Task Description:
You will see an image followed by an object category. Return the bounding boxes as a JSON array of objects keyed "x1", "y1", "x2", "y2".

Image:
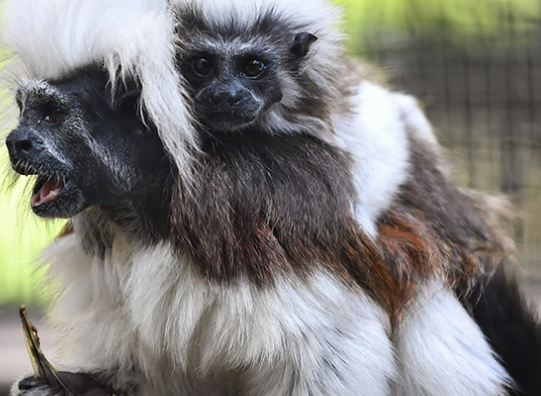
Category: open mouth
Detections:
[
  {"x1": 10, "y1": 159, "x2": 74, "y2": 216},
  {"x1": 9, "y1": 159, "x2": 84, "y2": 218},
  {"x1": 31, "y1": 176, "x2": 65, "y2": 208}
]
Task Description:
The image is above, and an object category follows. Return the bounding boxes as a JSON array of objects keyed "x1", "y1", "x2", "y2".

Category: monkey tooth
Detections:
[{"x1": 31, "y1": 177, "x2": 64, "y2": 207}]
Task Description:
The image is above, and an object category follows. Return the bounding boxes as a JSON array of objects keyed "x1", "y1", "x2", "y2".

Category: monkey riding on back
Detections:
[{"x1": 3, "y1": 0, "x2": 541, "y2": 395}]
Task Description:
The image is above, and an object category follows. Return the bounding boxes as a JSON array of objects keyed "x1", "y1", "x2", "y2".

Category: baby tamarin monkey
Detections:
[{"x1": 174, "y1": 0, "x2": 424, "y2": 236}]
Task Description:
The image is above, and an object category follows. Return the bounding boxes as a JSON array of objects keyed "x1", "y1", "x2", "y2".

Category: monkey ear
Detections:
[{"x1": 291, "y1": 32, "x2": 318, "y2": 57}]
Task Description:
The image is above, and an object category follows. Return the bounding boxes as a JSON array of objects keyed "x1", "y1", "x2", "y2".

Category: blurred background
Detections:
[
  {"x1": 1, "y1": 0, "x2": 541, "y2": 393},
  {"x1": 341, "y1": 0, "x2": 541, "y2": 302}
]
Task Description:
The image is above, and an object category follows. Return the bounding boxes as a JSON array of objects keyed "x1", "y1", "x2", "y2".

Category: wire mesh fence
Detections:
[{"x1": 354, "y1": 0, "x2": 541, "y2": 298}]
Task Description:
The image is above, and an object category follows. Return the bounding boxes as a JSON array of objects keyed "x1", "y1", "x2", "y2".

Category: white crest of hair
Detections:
[
  {"x1": 36, "y1": 224, "x2": 396, "y2": 395},
  {"x1": 172, "y1": 0, "x2": 342, "y2": 42},
  {"x1": 392, "y1": 280, "x2": 512, "y2": 396},
  {"x1": 172, "y1": 0, "x2": 345, "y2": 144},
  {"x1": 1, "y1": 0, "x2": 197, "y2": 183}
]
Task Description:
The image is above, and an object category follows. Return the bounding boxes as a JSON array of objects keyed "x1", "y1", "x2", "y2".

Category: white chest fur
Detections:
[{"x1": 44, "y1": 231, "x2": 396, "y2": 395}]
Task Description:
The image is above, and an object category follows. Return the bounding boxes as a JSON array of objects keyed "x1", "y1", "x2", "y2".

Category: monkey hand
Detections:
[{"x1": 16, "y1": 372, "x2": 113, "y2": 396}]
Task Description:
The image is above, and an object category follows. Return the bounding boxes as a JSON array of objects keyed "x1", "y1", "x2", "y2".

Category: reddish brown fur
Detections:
[{"x1": 377, "y1": 138, "x2": 514, "y2": 327}]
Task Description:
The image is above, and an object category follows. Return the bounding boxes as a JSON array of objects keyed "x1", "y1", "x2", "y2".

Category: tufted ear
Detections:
[{"x1": 291, "y1": 32, "x2": 318, "y2": 57}]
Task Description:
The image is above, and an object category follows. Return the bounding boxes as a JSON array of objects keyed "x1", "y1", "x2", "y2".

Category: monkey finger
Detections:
[{"x1": 18, "y1": 376, "x2": 47, "y2": 390}]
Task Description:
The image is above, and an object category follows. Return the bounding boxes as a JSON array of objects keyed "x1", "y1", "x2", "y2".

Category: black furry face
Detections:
[
  {"x1": 177, "y1": 10, "x2": 318, "y2": 133},
  {"x1": 181, "y1": 47, "x2": 283, "y2": 131},
  {"x1": 6, "y1": 66, "x2": 170, "y2": 221}
]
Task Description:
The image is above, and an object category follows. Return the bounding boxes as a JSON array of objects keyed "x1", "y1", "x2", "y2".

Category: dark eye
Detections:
[
  {"x1": 242, "y1": 59, "x2": 265, "y2": 77},
  {"x1": 43, "y1": 107, "x2": 64, "y2": 124},
  {"x1": 192, "y1": 57, "x2": 213, "y2": 76},
  {"x1": 116, "y1": 89, "x2": 140, "y2": 109}
]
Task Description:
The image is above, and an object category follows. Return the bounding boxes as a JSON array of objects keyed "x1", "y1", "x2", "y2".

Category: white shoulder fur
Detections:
[
  {"x1": 333, "y1": 82, "x2": 441, "y2": 237},
  {"x1": 333, "y1": 82, "x2": 409, "y2": 237}
]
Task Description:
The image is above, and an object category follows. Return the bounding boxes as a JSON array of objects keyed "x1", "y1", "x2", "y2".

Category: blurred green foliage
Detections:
[
  {"x1": 1, "y1": 0, "x2": 540, "y2": 306},
  {"x1": 336, "y1": 0, "x2": 541, "y2": 52},
  {"x1": 0, "y1": 149, "x2": 65, "y2": 306}
]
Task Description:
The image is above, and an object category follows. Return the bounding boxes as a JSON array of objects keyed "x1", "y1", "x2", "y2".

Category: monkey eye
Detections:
[
  {"x1": 242, "y1": 59, "x2": 265, "y2": 78},
  {"x1": 192, "y1": 57, "x2": 213, "y2": 76},
  {"x1": 115, "y1": 89, "x2": 140, "y2": 109},
  {"x1": 43, "y1": 107, "x2": 64, "y2": 124}
]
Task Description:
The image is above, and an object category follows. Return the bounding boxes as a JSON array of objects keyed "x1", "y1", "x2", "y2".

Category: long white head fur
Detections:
[{"x1": 1, "y1": 0, "x2": 197, "y2": 182}]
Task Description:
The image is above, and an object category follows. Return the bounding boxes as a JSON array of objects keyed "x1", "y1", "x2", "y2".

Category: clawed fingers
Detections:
[
  {"x1": 18, "y1": 386, "x2": 62, "y2": 396},
  {"x1": 17, "y1": 376, "x2": 64, "y2": 396},
  {"x1": 19, "y1": 376, "x2": 47, "y2": 391}
]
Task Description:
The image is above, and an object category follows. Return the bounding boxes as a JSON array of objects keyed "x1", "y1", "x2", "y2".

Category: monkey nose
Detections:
[
  {"x1": 6, "y1": 128, "x2": 45, "y2": 160},
  {"x1": 210, "y1": 88, "x2": 244, "y2": 106}
]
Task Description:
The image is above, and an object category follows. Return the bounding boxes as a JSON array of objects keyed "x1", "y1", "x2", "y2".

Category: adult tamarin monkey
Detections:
[
  {"x1": 2, "y1": 0, "x2": 540, "y2": 395},
  {"x1": 174, "y1": 1, "x2": 541, "y2": 394}
]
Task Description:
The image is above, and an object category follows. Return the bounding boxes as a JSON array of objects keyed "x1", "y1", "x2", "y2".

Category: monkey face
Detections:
[
  {"x1": 6, "y1": 67, "x2": 168, "y2": 219},
  {"x1": 176, "y1": 9, "x2": 319, "y2": 134},
  {"x1": 181, "y1": 50, "x2": 283, "y2": 131}
]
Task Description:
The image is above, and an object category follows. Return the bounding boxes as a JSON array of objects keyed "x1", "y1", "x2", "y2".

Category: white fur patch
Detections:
[
  {"x1": 333, "y1": 82, "x2": 412, "y2": 237},
  {"x1": 42, "y1": 228, "x2": 395, "y2": 395},
  {"x1": 392, "y1": 281, "x2": 511, "y2": 396},
  {"x1": 1, "y1": 0, "x2": 197, "y2": 182},
  {"x1": 391, "y1": 92, "x2": 439, "y2": 149}
]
